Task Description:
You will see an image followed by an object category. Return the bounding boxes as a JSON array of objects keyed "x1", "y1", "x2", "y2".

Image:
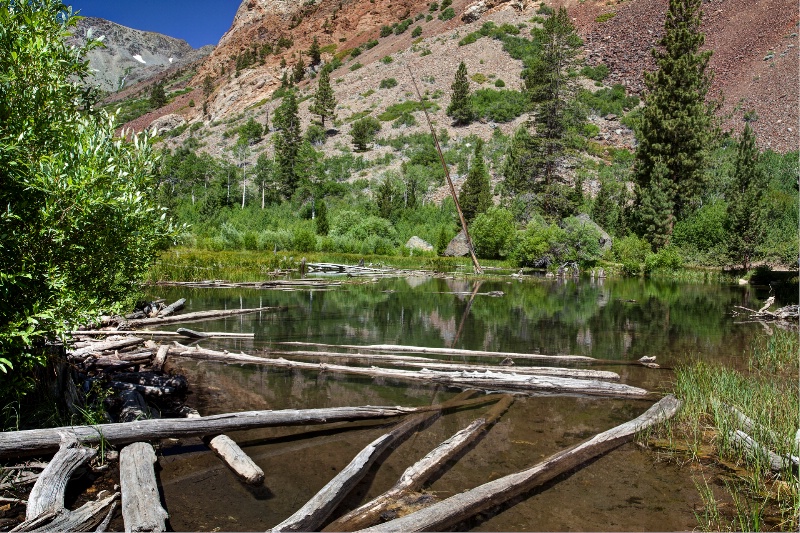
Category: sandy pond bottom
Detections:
[{"x1": 154, "y1": 364, "x2": 702, "y2": 532}]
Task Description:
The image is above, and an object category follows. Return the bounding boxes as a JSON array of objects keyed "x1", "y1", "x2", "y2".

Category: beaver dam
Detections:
[{"x1": 0, "y1": 274, "x2": 789, "y2": 531}]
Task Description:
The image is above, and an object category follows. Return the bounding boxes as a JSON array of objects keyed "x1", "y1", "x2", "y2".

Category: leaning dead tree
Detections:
[{"x1": 358, "y1": 395, "x2": 681, "y2": 532}]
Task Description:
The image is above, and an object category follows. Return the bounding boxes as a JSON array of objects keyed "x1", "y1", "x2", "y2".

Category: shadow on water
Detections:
[{"x1": 147, "y1": 275, "x2": 788, "y2": 531}]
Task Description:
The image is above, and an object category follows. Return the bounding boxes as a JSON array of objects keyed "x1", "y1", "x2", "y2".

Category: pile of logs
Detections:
[{"x1": 733, "y1": 296, "x2": 799, "y2": 329}]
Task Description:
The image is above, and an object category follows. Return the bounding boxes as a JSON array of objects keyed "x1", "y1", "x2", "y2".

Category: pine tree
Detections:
[
  {"x1": 309, "y1": 68, "x2": 336, "y2": 127},
  {"x1": 150, "y1": 82, "x2": 166, "y2": 109},
  {"x1": 309, "y1": 36, "x2": 321, "y2": 66},
  {"x1": 634, "y1": 0, "x2": 715, "y2": 244},
  {"x1": 725, "y1": 123, "x2": 764, "y2": 270},
  {"x1": 202, "y1": 75, "x2": 214, "y2": 98},
  {"x1": 273, "y1": 90, "x2": 302, "y2": 198},
  {"x1": 315, "y1": 200, "x2": 329, "y2": 235},
  {"x1": 525, "y1": 6, "x2": 584, "y2": 186},
  {"x1": 376, "y1": 178, "x2": 397, "y2": 220},
  {"x1": 458, "y1": 139, "x2": 492, "y2": 222},
  {"x1": 293, "y1": 56, "x2": 306, "y2": 83},
  {"x1": 446, "y1": 61, "x2": 473, "y2": 125},
  {"x1": 502, "y1": 125, "x2": 535, "y2": 197},
  {"x1": 636, "y1": 162, "x2": 675, "y2": 250}
]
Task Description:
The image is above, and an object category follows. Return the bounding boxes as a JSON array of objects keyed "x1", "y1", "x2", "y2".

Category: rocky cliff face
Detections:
[{"x1": 67, "y1": 17, "x2": 214, "y2": 93}]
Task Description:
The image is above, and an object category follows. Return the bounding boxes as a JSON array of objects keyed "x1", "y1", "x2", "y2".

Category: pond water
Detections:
[{"x1": 145, "y1": 275, "x2": 785, "y2": 531}]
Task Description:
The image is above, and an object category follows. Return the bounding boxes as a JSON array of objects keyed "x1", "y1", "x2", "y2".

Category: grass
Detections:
[{"x1": 650, "y1": 329, "x2": 799, "y2": 531}]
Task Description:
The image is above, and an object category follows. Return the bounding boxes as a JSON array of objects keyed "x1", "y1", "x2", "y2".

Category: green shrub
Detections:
[
  {"x1": 494, "y1": 79, "x2": 506, "y2": 88},
  {"x1": 349, "y1": 62, "x2": 363, "y2": 71},
  {"x1": 644, "y1": 245, "x2": 683, "y2": 273},
  {"x1": 459, "y1": 33, "x2": 479, "y2": 46},
  {"x1": 412, "y1": 26, "x2": 422, "y2": 38},
  {"x1": 612, "y1": 234, "x2": 651, "y2": 275},
  {"x1": 395, "y1": 19, "x2": 413, "y2": 35},
  {"x1": 438, "y1": 7, "x2": 455, "y2": 20},
  {"x1": 578, "y1": 84, "x2": 640, "y2": 116},
  {"x1": 380, "y1": 55, "x2": 394, "y2": 64},
  {"x1": 305, "y1": 123, "x2": 327, "y2": 145},
  {"x1": 292, "y1": 227, "x2": 318, "y2": 252},
  {"x1": 380, "y1": 25, "x2": 392, "y2": 37},
  {"x1": 672, "y1": 200, "x2": 728, "y2": 257},
  {"x1": 378, "y1": 101, "x2": 437, "y2": 121},
  {"x1": 380, "y1": 77, "x2": 399, "y2": 89},
  {"x1": 469, "y1": 88, "x2": 529, "y2": 122},
  {"x1": 350, "y1": 47, "x2": 362, "y2": 57},
  {"x1": 393, "y1": 112, "x2": 417, "y2": 128},
  {"x1": 350, "y1": 116, "x2": 381, "y2": 151},
  {"x1": 470, "y1": 73, "x2": 488, "y2": 84},
  {"x1": 510, "y1": 218, "x2": 567, "y2": 268},
  {"x1": 561, "y1": 216, "x2": 603, "y2": 265},
  {"x1": 595, "y1": 12, "x2": 616, "y2": 22},
  {"x1": 580, "y1": 63, "x2": 610, "y2": 81},
  {"x1": 471, "y1": 207, "x2": 516, "y2": 259},
  {"x1": 364, "y1": 39, "x2": 379, "y2": 50}
]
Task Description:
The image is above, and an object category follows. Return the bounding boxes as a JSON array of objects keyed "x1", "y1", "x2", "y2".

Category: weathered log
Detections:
[
  {"x1": 11, "y1": 492, "x2": 119, "y2": 533},
  {"x1": 111, "y1": 372, "x2": 188, "y2": 393},
  {"x1": 108, "y1": 381, "x2": 182, "y2": 398},
  {"x1": 151, "y1": 345, "x2": 169, "y2": 372},
  {"x1": 326, "y1": 395, "x2": 514, "y2": 532},
  {"x1": 270, "y1": 391, "x2": 482, "y2": 532},
  {"x1": 120, "y1": 442, "x2": 169, "y2": 533},
  {"x1": 157, "y1": 298, "x2": 186, "y2": 318},
  {"x1": 73, "y1": 330, "x2": 255, "y2": 339},
  {"x1": 125, "y1": 306, "x2": 285, "y2": 328},
  {"x1": 0, "y1": 406, "x2": 422, "y2": 459},
  {"x1": 268, "y1": 349, "x2": 619, "y2": 381},
  {"x1": 723, "y1": 404, "x2": 799, "y2": 468},
  {"x1": 117, "y1": 351, "x2": 155, "y2": 362},
  {"x1": 88, "y1": 357, "x2": 141, "y2": 371},
  {"x1": 25, "y1": 435, "x2": 96, "y2": 521},
  {"x1": 729, "y1": 430, "x2": 797, "y2": 472},
  {"x1": 95, "y1": 501, "x2": 118, "y2": 533},
  {"x1": 277, "y1": 342, "x2": 596, "y2": 363},
  {"x1": 119, "y1": 390, "x2": 150, "y2": 423},
  {"x1": 68, "y1": 338, "x2": 144, "y2": 361},
  {"x1": 0, "y1": 471, "x2": 39, "y2": 490},
  {"x1": 169, "y1": 345, "x2": 646, "y2": 398},
  {"x1": 359, "y1": 395, "x2": 681, "y2": 532},
  {"x1": 175, "y1": 327, "x2": 208, "y2": 339}
]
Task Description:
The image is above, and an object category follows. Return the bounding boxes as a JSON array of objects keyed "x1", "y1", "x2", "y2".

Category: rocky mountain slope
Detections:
[
  {"x1": 67, "y1": 17, "x2": 214, "y2": 93},
  {"x1": 128, "y1": 0, "x2": 797, "y2": 153}
]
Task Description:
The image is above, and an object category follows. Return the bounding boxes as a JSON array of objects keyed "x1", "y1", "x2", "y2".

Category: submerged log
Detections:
[
  {"x1": 119, "y1": 390, "x2": 150, "y2": 423},
  {"x1": 124, "y1": 306, "x2": 285, "y2": 328},
  {"x1": 120, "y1": 442, "x2": 169, "y2": 533},
  {"x1": 270, "y1": 391, "x2": 482, "y2": 532},
  {"x1": 325, "y1": 395, "x2": 514, "y2": 532},
  {"x1": 0, "y1": 406, "x2": 422, "y2": 459},
  {"x1": 169, "y1": 345, "x2": 646, "y2": 398},
  {"x1": 157, "y1": 298, "x2": 186, "y2": 318},
  {"x1": 359, "y1": 395, "x2": 681, "y2": 532},
  {"x1": 277, "y1": 342, "x2": 596, "y2": 363},
  {"x1": 109, "y1": 381, "x2": 182, "y2": 398},
  {"x1": 25, "y1": 436, "x2": 96, "y2": 521},
  {"x1": 111, "y1": 372, "x2": 188, "y2": 393},
  {"x1": 268, "y1": 349, "x2": 619, "y2": 381}
]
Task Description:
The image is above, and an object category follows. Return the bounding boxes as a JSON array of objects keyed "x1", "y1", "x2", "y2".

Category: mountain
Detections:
[{"x1": 67, "y1": 17, "x2": 214, "y2": 93}]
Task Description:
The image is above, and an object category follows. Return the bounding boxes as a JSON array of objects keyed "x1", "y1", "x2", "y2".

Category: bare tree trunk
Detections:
[{"x1": 120, "y1": 442, "x2": 169, "y2": 533}]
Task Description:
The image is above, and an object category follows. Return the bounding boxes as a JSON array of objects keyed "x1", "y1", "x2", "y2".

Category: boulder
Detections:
[
  {"x1": 444, "y1": 230, "x2": 470, "y2": 257},
  {"x1": 575, "y1": 213, "x2": 612, "y2": 250},
  {"x1": 405, "y1": 236, "x2": 434, "y2": 252},
  {"x1": 148, "y1": 114, "x2": 185, "y2": 136}
]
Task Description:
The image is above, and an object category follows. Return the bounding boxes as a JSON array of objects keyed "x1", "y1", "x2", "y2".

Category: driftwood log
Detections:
[
  {"x1": 325, "y1": 395, "x2": 515, "y2": 532},
  {"x1": 68, "y1": 338, "x2": 144, "y2": 361},
  {"x1": 184, "y1": 409, "x2": 265, "y2": 485},
  {"x1": 72, "y1": 330, "x2": 255, "y2": 339},
  {"x1": 270, "y1": 391, "x2": 483, "y2": 532},
  {"x1": 123, "y1": 306, "x2": 285, "y2": 328},
  {"x1": 267, "y1": 349, "x2": 619, "y2": 381},
  {"x1": 11, "y1": 493, "x2": 119, "y2": 533},
  {"x1": 0, "y1": 406, "x2": 423, "y2": 459},
  {"x1": 157, "y1": 298, "x2": 185, "y2": 318},
  {"x1": 151, "y1": 345, "x2": 169, "y2": 372},
  {"x1": 120, "y1": 442, "x2": 169, "y2": 533},
  {"x1": 359, "y1": 395, "x2": 681, "y2": 532},
  {"x1": 277, "y1": 342, "x2": 596, "y2": 363},
  {"x1": 25, "y1": 436, "x2": 96, "y2": 521},
  {"x1": 168, "y1": 345, "x2": 646, "y2": 398},
  {"x1": 729, "y1": 430, "x2": 797, "y2": 472}
]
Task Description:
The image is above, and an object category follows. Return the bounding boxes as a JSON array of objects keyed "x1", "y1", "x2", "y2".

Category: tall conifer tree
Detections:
[
  {"x1": 447, "y1": 62, "x2": 473, "y2": 125},
  {"x1": 725, "y1": 123, "x2": 764, "y2": 270},
  {"x1": 310, "y1": 68, "x2": 336, "y2": 127},
  {"x1": 274, "y1": 90, "x2": 302, "y2": 198},
  {"x1": 634, "y1": 0, "x2": 715, "y2": 247},
  {"x1": 459, "y1": 139, "x2": 492, "y2": 222}
]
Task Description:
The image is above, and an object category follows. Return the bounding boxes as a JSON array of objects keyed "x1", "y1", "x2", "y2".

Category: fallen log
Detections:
[
  {"x1": 151, "y1": 345, "x2": 169, "y2": 372},
  {"x1": 183, "y1": 409, "x2": 266, "y2": 486},
  {"x1": 125, "y1": 306, "x2": 285, "y2": 328},
  {"x1": 95, "y1": 501, "x2": 118, "y2": 533},
  {"x1": 359, "y1": 395, "x2": 681, "y2": 532},
  {"x1": 111, "y1": 372, "x2": 188, "y2": 393},
  {"x1": 120, "y1": 442, "x2": 169, "y2": 533},
  {"x1": 68, "y1": 337, "x2": 144, "y2": 361},
  {"x1": 11, "y1": 492, "x2": 119, "y2": 533},
  {"x1": 0, "y1": 406, "x2": 422, "y2": 459},
  {"x1": 25, "y1": 436, "x2": 96, "y2": 521},
  {"x1": 277, "y1": 342, "x2": 596, "y2": 363},
  {"x1": 108, "y1": 381, "x2": 182, "y2": 398},
  {"x1": 267, "y1": 349, "x2": 619, "y2": 381},
  {"x1": 270, "y1": 391, "x2": 481, "y2": 532},
  {"x1": 729, "y1": 430, "x2": 797, "y2": 472},
  {"x1": 157, "y1": 298, "x2": 186, "y2": 318},
  {"x1": 72, "y1": 330, "x2": 255, "y2": 339},
  {"x1": 325, "y1": 395, "x2": 514, "y2": 531},
  {"x1": 169, "y1": 345, "x2": 646, "y2": 398}
]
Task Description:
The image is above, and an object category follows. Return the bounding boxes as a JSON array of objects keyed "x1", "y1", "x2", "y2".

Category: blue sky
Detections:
[{"x1": 66, "y1": 1, "x2": 242, "y2": 48}]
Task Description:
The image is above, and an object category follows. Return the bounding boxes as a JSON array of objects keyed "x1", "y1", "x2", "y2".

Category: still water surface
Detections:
[{"x1": 147, "y1": 275, "x2": 781, "y2": 531}]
